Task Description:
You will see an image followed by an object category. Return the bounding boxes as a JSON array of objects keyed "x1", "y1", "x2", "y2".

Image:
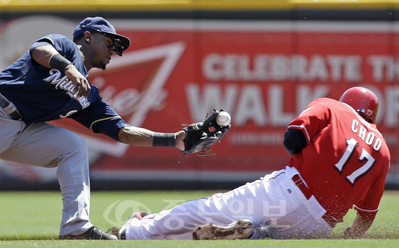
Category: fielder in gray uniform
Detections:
[{"x1": 0, "y1": 16, "x2": 186, "y2": 240}]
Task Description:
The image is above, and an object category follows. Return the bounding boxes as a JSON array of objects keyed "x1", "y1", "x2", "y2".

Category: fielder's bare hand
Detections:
[
  {"x1": 175, "y1": 130, "x2": 187, "y2": 151},
  {"x1": 65, "y1": 65, "x2": 91, "y2": 98}
]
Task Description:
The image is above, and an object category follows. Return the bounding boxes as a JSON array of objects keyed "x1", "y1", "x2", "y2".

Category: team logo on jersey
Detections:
[
  {"x1": 43, "y1": 69, "x2": 75, "y2": 92},
  {"x1": 43, "y1": 69, "x2": 90, "y2": 109}
]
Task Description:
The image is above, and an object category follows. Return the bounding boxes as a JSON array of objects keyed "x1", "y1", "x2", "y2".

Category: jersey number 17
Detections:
[{"x1": 334, "y1": 138, "x2": 375, "y2": 186}]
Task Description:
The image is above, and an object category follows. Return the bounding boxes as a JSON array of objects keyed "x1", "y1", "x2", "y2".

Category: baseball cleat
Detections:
[
  {"x1": 119, "y1": 211, "x2": 150, "y2": 240},
  {"x1": 59, "y1": 226, "x2": 118, "y2": 240},
  {"x1": 192, "y1": 219, "x2": 254, "y2": 240}
]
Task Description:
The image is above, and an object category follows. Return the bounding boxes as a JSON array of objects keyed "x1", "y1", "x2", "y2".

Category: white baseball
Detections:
[{"x1": 216, "y1": 112, "x2": 231, "y2": 126}]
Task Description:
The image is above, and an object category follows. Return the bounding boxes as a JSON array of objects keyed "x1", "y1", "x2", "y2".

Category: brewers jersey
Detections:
[{"x1": 0, "y1": 34, "x2": 129, "y2": 141}]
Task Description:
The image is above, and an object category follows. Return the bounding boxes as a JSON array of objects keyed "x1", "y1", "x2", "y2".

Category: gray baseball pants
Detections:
[{"x1": 0, "y1": 106, "x2": 93, "y2": 236}]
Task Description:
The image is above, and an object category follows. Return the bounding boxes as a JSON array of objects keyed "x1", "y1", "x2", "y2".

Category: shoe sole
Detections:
[
  {"x1": 192, "y1": 219, "x2": 254, "y2": 240},
  {"x1": 59, "y1": 226, "x2": 118, "y2": 240}
]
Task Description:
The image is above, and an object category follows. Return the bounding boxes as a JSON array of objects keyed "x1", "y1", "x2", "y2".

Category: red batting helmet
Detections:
[{"x1": 339, "y1": 87, "x2": 379, "y2": 123}]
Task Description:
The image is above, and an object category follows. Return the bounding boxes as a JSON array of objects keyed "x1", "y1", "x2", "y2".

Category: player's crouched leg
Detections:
[
  {"x1": 50, "y1": 127, "x2": 113, "y2": 239},
  {"x1": 0, "y1": 122, "x2": 114, "y2": 239}
]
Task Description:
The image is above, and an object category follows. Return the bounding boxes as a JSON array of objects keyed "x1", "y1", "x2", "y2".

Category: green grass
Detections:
[
  {"x1": 0, "y1": 240, "x2": 399, "y2": 248},
  {"x1": 0, "y1": 190, "x2": 398, "y2": 247}
]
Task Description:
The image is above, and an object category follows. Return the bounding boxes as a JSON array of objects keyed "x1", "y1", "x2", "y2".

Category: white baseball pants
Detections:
[
  {"x1": 0, "y1": 107, "x2": 92, "y2": 236},
  {"x1": 124, "y1": 166, "x2": 333, "y2": 240}
]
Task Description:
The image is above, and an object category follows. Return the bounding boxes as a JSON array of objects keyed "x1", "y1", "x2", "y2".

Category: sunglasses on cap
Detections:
[{"x1": 78, "y1": 25, "x2": 125, "y2": 56}]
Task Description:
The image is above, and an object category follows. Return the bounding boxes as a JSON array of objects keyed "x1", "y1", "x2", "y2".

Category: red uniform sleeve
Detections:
[
  {"x1": 287, "y1": 98, "x2": 331, "y2": 144},
  {"x1": 354, "y1": 161, "x2": 390, "y2": 221}
]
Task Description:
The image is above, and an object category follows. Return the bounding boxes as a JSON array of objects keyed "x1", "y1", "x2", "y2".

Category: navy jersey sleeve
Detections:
[
  {"x1": 29, "y1": 34, "x2": 84, "y2": 71},
  {"x1": 69, "y1": 100, "x2": 130, "y2": 141},
  {"x1": 68, "y1": 88, "x2": 130, "y2": 141}
]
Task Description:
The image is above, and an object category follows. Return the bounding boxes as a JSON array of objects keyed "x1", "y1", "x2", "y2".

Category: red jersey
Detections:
[{"x1": 287, "y1": 98, "x2": 390, "y2": 222}]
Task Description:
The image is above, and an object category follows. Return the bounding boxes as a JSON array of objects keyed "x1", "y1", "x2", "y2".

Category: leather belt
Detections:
[
  {"x1": 292, "y1": 174, "x2": 337, "y2": 228},
  {"x1": 0, "y1": 94, "x2": 22, "y2": 120}
]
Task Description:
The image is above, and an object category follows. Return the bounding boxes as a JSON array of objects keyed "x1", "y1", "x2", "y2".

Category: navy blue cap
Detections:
[{"x1": 73, "y1": 17, "x2": 130, "y2": 55}]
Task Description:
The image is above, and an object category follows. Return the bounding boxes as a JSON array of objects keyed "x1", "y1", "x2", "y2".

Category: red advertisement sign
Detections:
[
  {"x1": 77, "y1": 21, "x2": 399, "y2": 181},
  {"x1": 1, "y1": 17, "x2": 398, "y2": 184}
]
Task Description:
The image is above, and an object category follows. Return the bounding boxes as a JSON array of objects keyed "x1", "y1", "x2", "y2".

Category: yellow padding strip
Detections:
[{"x1": 1, "y1": 0, "x2": 399, "y2": 12}]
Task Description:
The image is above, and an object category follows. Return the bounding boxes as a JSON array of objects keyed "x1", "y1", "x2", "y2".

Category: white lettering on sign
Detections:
[
  {"x1": 368, "y1": 56, "x2": 399, "y2": 82},
  {"x1": 186, "y1": 83, "x2": 329, "y2": 127},
  {"x1": 185, "y1": 83, "x2": 399, "y2": 131},
  {"x1": 203, "y1": 53, "x2": 362, "y2": 82},
  {"x1": 385, "y1": 86, "x2": 399, "y2": 127}
]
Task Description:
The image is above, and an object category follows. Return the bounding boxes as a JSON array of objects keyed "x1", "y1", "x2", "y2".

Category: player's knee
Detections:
[
  {"x1": 57, "y1": 129, "x2": 87, "y2": 155},
  {"x1": 43, "y1": 131, "x2": 88, "y2": 168},
  {"x1": 69, "y1": 133, "x2": 87, "y2": 152},
  {"x1": 54, "y1": 134, "x2": 88, "y2": 168}
]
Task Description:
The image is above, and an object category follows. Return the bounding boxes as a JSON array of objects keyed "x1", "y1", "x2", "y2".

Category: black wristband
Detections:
[
  {"x1": 49, "y1": 53, "x2": 73, "y2": 72},
  {"x1": 153, "y1": 133, "x2": 176, "y2": 147}
]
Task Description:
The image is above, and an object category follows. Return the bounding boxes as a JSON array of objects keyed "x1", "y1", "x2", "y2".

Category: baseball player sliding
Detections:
[
  {"x1": 115, "y1": 87, "x2": 390, "y2": 240},
  {"x1": 0, "y1": 16, "x2": 229, "y2": 240}
]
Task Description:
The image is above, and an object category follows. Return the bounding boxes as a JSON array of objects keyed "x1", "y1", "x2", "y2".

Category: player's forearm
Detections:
[
  {"x1": 345, "y1": 213, "x2": 373, "y2": 238},
  {"x1": 32, "y1": 45, "x2": 76, "y2": 72},
  {"x1": 118, "y1": 127, "x2": 186, "y2": 150},
  {"x1": 31, "y1": 45, "x2": 60, "y2": 68},
  {"x1": 118, "y1": 126, "x2": 155, "y2": 147}
]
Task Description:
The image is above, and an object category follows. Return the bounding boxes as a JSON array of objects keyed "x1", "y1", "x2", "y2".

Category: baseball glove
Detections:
[{"x1": 182, "y1": 109, "x2": 231, "y2": 157}]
